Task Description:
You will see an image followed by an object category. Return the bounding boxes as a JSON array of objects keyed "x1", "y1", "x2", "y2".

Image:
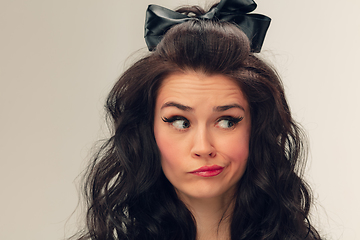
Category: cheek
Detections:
[
  {"x1": 220, "y1": 133, "x2": 250, "y2": 175},
  {"x1": 227, "y1": 141, "x2": 249, "y2": 169},
  {"x1": 156, "y1": 135, "x2": 176, "y2": 164},
  {"x1": 229, "y1": 140, "x2": 249, "y2": 160},
  {"x1": 154, "y1": 127, "x2": 184, "y2": 173}
]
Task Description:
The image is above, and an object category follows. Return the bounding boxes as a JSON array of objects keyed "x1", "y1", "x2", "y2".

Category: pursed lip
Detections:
[{"x1": 189, "y1": 165, "x2": 224, "y2": 177}]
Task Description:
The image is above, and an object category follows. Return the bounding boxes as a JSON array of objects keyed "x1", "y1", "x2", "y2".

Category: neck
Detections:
[{"x1": 177, "y1": 191, "x2": 235, "y2": 240}]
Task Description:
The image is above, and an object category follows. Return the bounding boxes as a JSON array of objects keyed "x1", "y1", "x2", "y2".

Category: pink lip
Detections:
[{"x1": 189, "y1": 165, "x2": 224, "y2": 177}]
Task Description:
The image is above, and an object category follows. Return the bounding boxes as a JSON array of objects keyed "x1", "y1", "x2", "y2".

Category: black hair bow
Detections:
[{"x1": 144, "y1": 0, "x2": 271, "y2": 52}]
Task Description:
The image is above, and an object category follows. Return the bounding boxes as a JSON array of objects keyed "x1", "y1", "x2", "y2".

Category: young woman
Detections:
[{"x1": 73, "y1": 0, "x2": 322, "y2": 239}]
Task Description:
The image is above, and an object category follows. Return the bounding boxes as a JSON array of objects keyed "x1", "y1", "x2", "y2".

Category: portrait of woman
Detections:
[
  {"x1": 69, "y1": 0, "x2": 321, "y2": 239},
  {"x1": 0, "y1": 0, "x2": 359, "y2": 240}
]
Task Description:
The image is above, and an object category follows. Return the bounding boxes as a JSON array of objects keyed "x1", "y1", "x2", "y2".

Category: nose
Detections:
[{"x1": 191, "y1": 127, "x2": 216, "y2": 158}]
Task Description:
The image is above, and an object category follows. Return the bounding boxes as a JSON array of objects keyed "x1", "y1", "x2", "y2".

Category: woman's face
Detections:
[{"x1": 153, "y1": 72, "x2": 251, "y2": 202}]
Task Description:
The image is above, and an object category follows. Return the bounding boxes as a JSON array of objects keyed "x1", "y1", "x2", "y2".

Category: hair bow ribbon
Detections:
[{"x1": 144, "y1": 0, "x2": 271, "y2": 52}]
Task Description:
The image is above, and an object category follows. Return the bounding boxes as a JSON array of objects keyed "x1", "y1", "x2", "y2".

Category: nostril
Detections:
[{"x1": 192, "y1": 145, "x2": 216, "y2": 158}]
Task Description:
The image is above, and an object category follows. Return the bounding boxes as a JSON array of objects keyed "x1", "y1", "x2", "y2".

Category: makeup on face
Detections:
[
  {"x1": 153, "y1": 72, "x2": 251, "y2": 201},
  {"x1": 189, "y1": 165, "x2": 225, "y2": 177}
]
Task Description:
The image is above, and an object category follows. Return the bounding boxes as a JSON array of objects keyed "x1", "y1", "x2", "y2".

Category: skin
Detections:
[{"x1": 153, "y1": 72, "x2": 251, "y2": 240}]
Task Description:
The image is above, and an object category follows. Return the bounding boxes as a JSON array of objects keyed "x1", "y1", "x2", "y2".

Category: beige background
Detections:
[{"x1": 1, "y1": 0, "x2": 359, "y2": 239}]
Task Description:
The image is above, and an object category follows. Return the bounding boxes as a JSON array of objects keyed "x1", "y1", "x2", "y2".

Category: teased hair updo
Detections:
[{"x1": 75, "y1": 5, "x2": 322, "y2": 240}]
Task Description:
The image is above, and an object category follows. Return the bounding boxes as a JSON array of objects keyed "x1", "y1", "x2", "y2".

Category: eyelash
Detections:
[
  {"x1": 162, "y1": 116, "x2": 190, "y2": 130},
  {"x1": 161, "y1": 115, "x2": 244, "y2": 130},
  {"x1": 216, "y1": 116, "x2": 244, "y2": 129}
]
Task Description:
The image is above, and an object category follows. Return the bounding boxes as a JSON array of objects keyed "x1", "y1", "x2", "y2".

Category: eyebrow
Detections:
[
  {"x1": 161, "y1": 101, "x2": 245, "y2": 112},
  {"x1": 213, "y1": 104, "x2": 245, "y2": 112},
  {"x1": 161, "y1": 102, "x2": 193, "y2": 111}
]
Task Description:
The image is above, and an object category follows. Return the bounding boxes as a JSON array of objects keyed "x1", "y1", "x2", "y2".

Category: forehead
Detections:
[{"x1": 156, "y1": 72, "x2": 248, "y2": 107}]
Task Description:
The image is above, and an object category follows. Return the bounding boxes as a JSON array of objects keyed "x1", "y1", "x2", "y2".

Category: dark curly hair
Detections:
[{"x1": 72, "y1": 5, "x2": 322, "y2": 240}]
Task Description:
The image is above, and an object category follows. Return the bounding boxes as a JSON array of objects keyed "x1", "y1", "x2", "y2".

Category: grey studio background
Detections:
[{"x1": 0, "y1": 0, "x2": 359, "y2": 239}]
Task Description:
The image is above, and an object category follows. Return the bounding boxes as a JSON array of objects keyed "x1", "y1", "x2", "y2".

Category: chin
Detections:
[{"x1": 176, "y1": 185, "x2": 237, "y2": 201}]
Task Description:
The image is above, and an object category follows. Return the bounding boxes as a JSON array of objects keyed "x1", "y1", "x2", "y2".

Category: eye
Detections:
[
  {"x1": 216, "y1": 116, "x2": 244, "y2": 129},
  {"x1": 162, "y1": 116, "x2": 190, "y2": 130}
]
